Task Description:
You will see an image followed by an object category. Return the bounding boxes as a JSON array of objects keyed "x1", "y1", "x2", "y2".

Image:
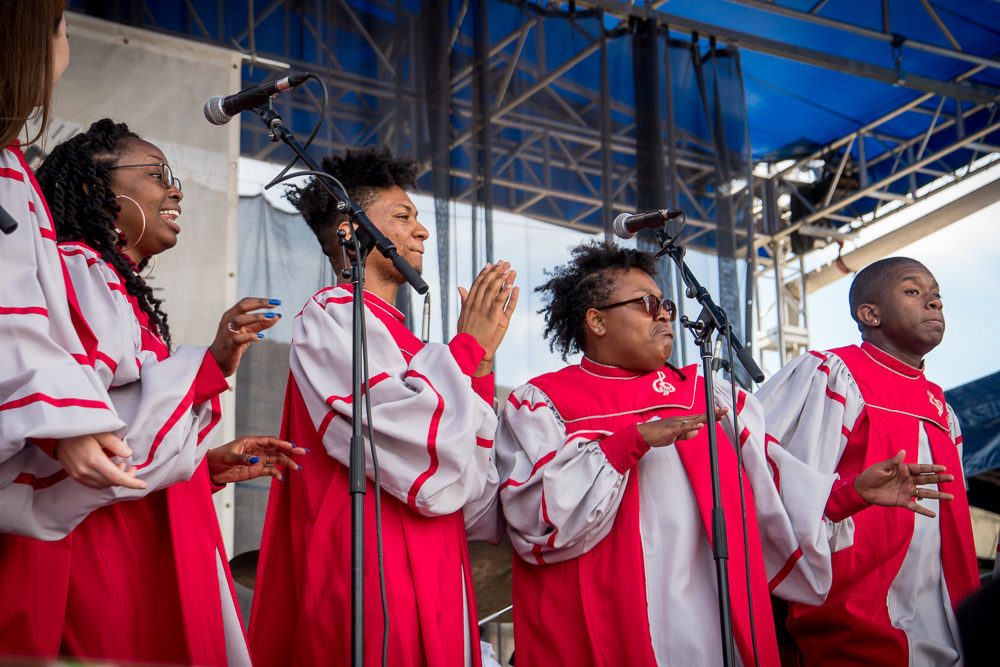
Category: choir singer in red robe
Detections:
[
  {"x1": 758, "y1": 257, "x2": 978, "y2": 666},
  {"x1": 495, "y1": 242, "x2": 954, "y2": 666}
]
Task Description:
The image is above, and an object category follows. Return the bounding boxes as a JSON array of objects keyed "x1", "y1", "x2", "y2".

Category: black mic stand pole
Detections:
[
  {"x1": 653, "y1": 228, "x2": 764, "y2": 667},
  {"x1": 251, "y1": 103, "x2": 428, "y2": 667}
]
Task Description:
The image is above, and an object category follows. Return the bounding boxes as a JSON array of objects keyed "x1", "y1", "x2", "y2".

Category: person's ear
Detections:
[
  {"x1": 585, "y1": 308, "x2": 606, "y2": 337},
  {"x1": 857, "y1": 303, "x2": 880, "y2": 328},
  {"x1": 337, "y1": 219, "x2": 352, "y2": 241}
]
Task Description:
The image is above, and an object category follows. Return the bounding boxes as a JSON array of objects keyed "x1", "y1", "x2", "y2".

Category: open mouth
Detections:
[{"x1": 160, "y1": 209, "x2": 181, "y2": 232}]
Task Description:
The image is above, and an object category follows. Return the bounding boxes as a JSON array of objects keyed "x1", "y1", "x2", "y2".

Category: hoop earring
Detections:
[
  {"x1": 141, "y1": 255, "x2": 157, "y2": 280},
  {"x1": 115, "y1": 194, "x2": 146, "y2": 252}
]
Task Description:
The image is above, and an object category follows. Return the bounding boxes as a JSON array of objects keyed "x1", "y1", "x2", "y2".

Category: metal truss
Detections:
[
  {"x1": 752, "y1": 67, "x2": 1000, "y2": 365},
  {"x1": 70, "y1": 0, "x2": 1000, "y2": 370},
  {"x1": 70, "y1": 0, "x2": 752, "y2": 246}
]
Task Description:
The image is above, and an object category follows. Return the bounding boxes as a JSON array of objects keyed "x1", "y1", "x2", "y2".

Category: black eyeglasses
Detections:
[
  {"x1": 109, "y1": 163, "x2": 182, "y2": 192},
  {"x1": 597, "y1": 294, "x2": 676, "y2": 321}
]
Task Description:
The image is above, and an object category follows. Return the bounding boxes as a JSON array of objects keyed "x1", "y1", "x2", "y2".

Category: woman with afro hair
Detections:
[
  {"x1": 0, "y1": 118, "x2": 305, "y2": 666},
  {"x1": 493, "y1": 240, "x2": 946, "y2": 666}
]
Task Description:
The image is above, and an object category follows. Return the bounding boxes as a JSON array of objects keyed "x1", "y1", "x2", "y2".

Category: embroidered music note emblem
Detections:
[
  {"x1": 652, "y1": 371, "x2": 676, "y2": 397},
  {"x1": 927, "y1": 390, "x2": 944, "y2": 417}
]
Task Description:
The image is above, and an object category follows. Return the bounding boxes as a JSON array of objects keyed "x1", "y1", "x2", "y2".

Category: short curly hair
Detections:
[
  {"x1": 537, "y1": 240, "x2": 658, "y2": 359},
  {"x1": 285, "y1": 146, "x2": 417, "y2": 264}
]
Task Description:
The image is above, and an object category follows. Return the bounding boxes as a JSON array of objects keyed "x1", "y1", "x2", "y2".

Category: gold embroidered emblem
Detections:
[
  {"x1": 652, "y1": 370, "x2": 676, "y2": 397},
  {"x1": 927, "y1": 390, "x2": 944, "y2": 417}
]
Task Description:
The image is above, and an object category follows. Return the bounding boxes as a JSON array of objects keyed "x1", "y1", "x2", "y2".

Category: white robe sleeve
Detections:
[
  {"x1": 496, "y1": 383, "x2": 633, "y2": 565},
  {"x1": 0, "y1": 246, "x2": 223, "y2": 540},
  {"x1": 754, "y1": 351, "x2": 868, "y2": 601},
  {"x1": 0, "y1": 149, "x2": 124, "y2": 465},
  {"x1": 714, "y1": 378, "x2": 838, "y2": 605},
  {"x1": 290, "y1": 289, "x2": 499, "y2": 521}
]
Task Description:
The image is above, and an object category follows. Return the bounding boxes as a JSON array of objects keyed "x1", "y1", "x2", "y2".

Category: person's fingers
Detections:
[
  {"x1": 907, "y1": 500, "x2": 937, "y2": 518},
  {"x1": 91, "y1": 458, "x2": 147, "y2": 490},
  {"x1": 95, "y1": 432, "x2": 132, "y2": 459},
  {"x1": 234, "y1": 312, "x2": 282, "y2": 335},
  {"x1": 907, "y1": 463, "x2": 948, "y2": 475},
  {"x1": 915, "y1": 488, "x2": 954, "y2": 501},
  {"x1": 504, "y1": 286, "x2": 520, "y2": 315},
  {"x1": 230, "y1": 297, "x2": 281, "y2": 315},
  {"x1": 488, "y1": 270, "x2": 517, "y2": 315},
  {"x1": 890, "y1": 450, "x2": 906, "y2": 465},
  {"x1": 266, "y1": 453, "x2": 302, "y2": 471},
  {"x1": 675, "y1": 423, "x2": 706, "y2": 441},
  {"x1": 912, "y1": 473, "x2": 954, "y2": 485},
  {"x1": 458, "y1": 286, "x2": 469, "y2": 304},
  {"x1": 471, "y1": 262, "x2": 512, "y2": 311},
  {"x1": 462, "y1": 263, "x2": 497, "y2": 309},
  {"x1": 713, "y1": 406, "x2": 730, "y2": 421},
  {"x1": 680, "y1": 413, "x2": 710, "y2": 427}
]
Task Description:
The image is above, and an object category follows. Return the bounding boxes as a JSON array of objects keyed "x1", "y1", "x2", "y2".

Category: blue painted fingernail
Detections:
[
  {"x1": 248, "y1": 456, "x2": 260, "y2": 464},
  {"x1": 257, "y1": 333, "x2": 265, "y2": 339},
  {"x1": 265, "y1": 312, "x2": 278, "y2": 318},
  {"x1": 303, "y1": 448, "x2": 311, "y2": 454},
  {"x1": 268, "y1": 298, "x2": 282, "y2": 305}
]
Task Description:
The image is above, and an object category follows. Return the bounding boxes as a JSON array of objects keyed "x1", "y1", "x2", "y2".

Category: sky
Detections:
[{"x1": 239, "y1": 156, "x2": 1000, "y2": 394}]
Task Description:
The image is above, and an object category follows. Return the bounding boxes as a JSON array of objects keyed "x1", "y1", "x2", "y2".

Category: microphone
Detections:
[
  {"x1": 203, "y1": 72, "x2": 311, "y2": 125},
  {"x1": 421, "y1": 293, "x2": 431, "y2": 343},
  {"x1": 613, "y1": 208, "x2": 684, "y2": 239}
]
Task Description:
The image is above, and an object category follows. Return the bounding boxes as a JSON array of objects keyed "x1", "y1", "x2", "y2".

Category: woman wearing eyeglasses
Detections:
[
  {"x1": 495, "y1": 241, "x2": 805, "y2": 666},
  {"x1": 0, "y1": 118, "x2": 305, "y2": 666}
]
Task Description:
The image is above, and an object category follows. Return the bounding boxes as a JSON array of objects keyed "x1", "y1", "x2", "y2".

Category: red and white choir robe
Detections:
[
  {"x1": 0, "y1": 145, "x2": 123, "y2": 475},
  {"x1": 0, "y1": 241, "x2": 250, "y2": 666},
  {"x1": 496, "y1": 358, "x2": 841, "y2": 666},
  {"x1": 249, "y1": 285, "x2": 501, "y2": 667},
  {"x1": 756, "y1": 342, "x2": 979, "y2": 667}
]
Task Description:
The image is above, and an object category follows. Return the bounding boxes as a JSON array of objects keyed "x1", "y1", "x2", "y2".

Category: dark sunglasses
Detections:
[
  {"x1": 597, "y1": 294, "x2": 676, "y2": 321},
  {"x1": 108, "y1": 163, "x2": 182, "y2": 192}
]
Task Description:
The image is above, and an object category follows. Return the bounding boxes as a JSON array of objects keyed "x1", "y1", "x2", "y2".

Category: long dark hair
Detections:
[
  {"x1": 36, "y1": 118, "x2": 172, "y2": 349},
  {"x1": 0, "y1": 0, "x2": 65, "y2": 149}
]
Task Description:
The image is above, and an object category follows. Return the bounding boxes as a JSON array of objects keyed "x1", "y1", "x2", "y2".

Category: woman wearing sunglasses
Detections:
[
  {"x1": 494, "y1": 239, "x2": 831, "y2": 666},
  {"x1": 0, "y1": 118, "x2": 304, "y2": 666}
]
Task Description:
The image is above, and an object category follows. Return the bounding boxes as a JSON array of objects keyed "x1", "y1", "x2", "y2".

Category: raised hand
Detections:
[
  {"x1": 855, "y1": 450, "x2": 955, "y2": 518},
  {"x1": 456, "y1": 261, "x2": 520, "y2": 377},
  {"x1": 209, "y1": 297, "x2": 282, "y2": 377},
  {"x1": 636, "y1": 405, "x2": 729, "y2": 448},
  {"x1": 56, "y1": 432, "x2": 147, "y2": 490},
  {"x1": 206, "y1": 435, "x2": 307, "y2": 485}
]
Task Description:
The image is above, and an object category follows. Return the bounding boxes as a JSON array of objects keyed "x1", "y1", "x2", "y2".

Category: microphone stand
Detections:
[
  {"x1": 653, "y1": 227, "x2": 764, "y2": 667},
  {"x1": 250, "y1": 103, "x2": 428, "y2": 667}
]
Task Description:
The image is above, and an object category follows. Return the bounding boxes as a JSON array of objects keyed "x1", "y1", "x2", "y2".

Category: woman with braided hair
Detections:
[
  {"x1": 0, "y1": 2, "x2": 144, "y2": 504},
  {"x1": 0, "y1": 118, "x2": 305, "y2": 666}
]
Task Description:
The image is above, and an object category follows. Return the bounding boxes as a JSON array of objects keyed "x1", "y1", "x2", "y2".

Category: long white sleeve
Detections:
[
  {"x1": 0, "y1": 148, "x2": 124, "y2": 465},
  {"x1": 717, "y1": 378, "x2": 839, "y2": 604},
  {"x1": 755, "y1": 351, "x2": 868, "y2": 601},
  {"x1": 290, "y1": 287, "x2": 499, "y2": 521},
  {"x1": 0, "y1": 244, "x2": 225, "y2": 539},
  {"x1": 496, "y1": 382, "x2": 632, "y2": 564}
]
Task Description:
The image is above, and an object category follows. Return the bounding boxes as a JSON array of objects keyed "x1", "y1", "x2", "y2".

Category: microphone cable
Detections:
[{"x1": 722, "y1": 325, "x2": 761, "y2": 667}]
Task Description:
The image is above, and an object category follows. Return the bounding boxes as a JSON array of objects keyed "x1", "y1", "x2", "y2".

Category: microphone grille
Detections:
[
  {"x1": 203, "y1": 96, "x2": 232, "y2": 126},
  {"x1": 613, "y1": 212, "x2": 636, "y2": 240}
]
